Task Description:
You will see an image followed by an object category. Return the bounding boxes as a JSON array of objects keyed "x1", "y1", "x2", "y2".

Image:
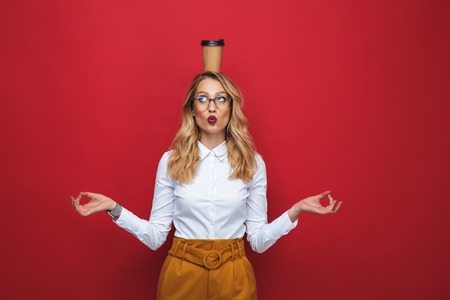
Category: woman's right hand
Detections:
[{"x1": 71, "y1": 192, "x2": 116, "y2": 217}]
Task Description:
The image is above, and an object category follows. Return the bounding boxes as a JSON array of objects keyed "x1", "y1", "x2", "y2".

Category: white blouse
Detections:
[{"x1": 115, "y1": 141, "x2": 297, "y2": 253}]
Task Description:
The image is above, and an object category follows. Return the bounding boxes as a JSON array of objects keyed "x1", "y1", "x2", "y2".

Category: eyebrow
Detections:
[{"x1": 196, "y1": 90, "x2": 227, "y2": 95}]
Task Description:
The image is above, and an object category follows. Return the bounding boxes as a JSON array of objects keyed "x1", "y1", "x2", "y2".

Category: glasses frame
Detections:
[{"x1": 193, "y1": 94, "x2": 232, "y2": 111}]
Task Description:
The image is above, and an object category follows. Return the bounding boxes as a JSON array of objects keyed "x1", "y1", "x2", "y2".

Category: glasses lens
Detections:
[
  {"x1": 194, "y1": 95, "x2": 230, "y2": 110},
  {"x1": 215, "y1": 95, "x2": 229, "y2": 109}
]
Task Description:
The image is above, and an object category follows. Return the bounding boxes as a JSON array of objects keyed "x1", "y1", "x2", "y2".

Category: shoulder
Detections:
[
  {"x1": 161, "y1": 150, "x2": 173, "y2": 161},
  {"x1": 255, "y1": 153, "x2": 266, "y2": 169},
  {"x1": 248, "y1": 153, "x2": 267, "y2": 186},
  {"x1": 155, "y1": 150, "x2": 176, "y2": 184},
  {"x1": 156, "y1": 150, "x2": 173, "y2": 171},
  {"x1": 253, "y1": 153, "x2": 267, "y2": 178}
]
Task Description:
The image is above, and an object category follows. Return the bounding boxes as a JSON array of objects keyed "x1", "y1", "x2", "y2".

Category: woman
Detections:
[{"x1": 71, "y1": 71, "x2": 342, "y2": 300}]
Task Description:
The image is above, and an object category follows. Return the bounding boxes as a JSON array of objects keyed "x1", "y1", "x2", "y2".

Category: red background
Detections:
[{"x1": 1, "y1": 0, "x2": 449, "y2": 299}]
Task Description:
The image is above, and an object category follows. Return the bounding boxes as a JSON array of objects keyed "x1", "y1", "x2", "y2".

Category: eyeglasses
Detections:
[{"x1": 194, "y1": 94, "x2": 231, "y2": 111}]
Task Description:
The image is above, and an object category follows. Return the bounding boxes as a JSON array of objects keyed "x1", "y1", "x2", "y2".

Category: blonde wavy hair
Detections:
[{"x1": 168, "y1": 72, "x2": 257, "y2": 183}]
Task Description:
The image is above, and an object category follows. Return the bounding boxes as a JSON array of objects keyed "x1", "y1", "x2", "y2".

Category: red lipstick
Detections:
[{"x1": 207, "y1": 115, "x2": 217, "y2": 124}]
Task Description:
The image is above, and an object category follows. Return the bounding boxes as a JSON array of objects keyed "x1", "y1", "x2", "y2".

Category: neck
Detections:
[{"x1": 199, "y1": 132, "x2": 226, "y2": 150}]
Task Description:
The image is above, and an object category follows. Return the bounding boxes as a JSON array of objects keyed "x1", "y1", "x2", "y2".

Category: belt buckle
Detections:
[{"x1": 203, "y1": 250, "x2": 223, "y2": 270}]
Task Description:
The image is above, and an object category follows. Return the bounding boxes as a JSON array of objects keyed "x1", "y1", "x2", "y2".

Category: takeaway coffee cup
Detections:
[{"x1": 201, "y1": 39, "x2": 225, "y2": 72}]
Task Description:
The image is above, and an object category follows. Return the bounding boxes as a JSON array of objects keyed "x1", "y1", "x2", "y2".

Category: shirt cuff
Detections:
[
  {"x1": 113, "y1": 207, "x2": 133, "y2": 228},
  {"x1": 267, "y1": 211, "x2": 298, "y2": 239}
]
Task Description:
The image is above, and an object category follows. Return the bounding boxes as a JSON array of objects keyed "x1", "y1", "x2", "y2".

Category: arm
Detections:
[
  {"x1": 245, "y1": 156, "x2": 342, "y2": 254},
  {"x1": 71, "y1": 152, "x2": 175, "y2": 250},
  {"x1": 245, "y1": 156, "x2": 298, "y2": 253},
  {"x1": 115, "y1": 152, "x2": 175, "y2": 250}
]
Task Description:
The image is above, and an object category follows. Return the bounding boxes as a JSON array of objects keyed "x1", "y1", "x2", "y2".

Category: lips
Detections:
[{"x1": 207, "y1": 115, "x2": 217, "y2": 124}]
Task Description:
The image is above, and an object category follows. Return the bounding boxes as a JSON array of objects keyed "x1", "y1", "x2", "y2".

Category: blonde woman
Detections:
[{"x1": 71, "y1": 72, "x2": 342, "y2": 300}]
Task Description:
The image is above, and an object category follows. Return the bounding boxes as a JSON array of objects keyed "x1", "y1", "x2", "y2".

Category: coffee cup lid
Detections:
[{"x1": 201, "y1": 39, "x2": 225, "y2": 46}]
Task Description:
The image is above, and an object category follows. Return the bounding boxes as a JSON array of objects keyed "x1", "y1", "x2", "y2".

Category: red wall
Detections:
[{"x1": 1, "y1": 0, "x2": 449, "y2": 299}]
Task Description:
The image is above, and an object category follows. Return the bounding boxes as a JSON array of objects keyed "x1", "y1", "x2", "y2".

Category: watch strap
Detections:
[{"x1": 107, "y1": 202, "x2": 122, "y2": 220}]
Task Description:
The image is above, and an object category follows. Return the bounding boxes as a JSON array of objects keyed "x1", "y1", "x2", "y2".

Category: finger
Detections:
[
  {"x1": 329, "y1": 199, "x2": 337, "y2": 212},
  {"x1": 327, "y1": 194, "x2": 334, "y2": 205},
  {"x1": 80, "y1": 192, "x2": 96, "y2": 199},
  {"x1": 330, "y1": 200, "x2": 342, "y2": 214},
  {"x1": 322, "y1": 200, "x2": 334, "y2": 214},
  {"x1": 76, "y1": 206, "x2": 89, "y2": 216},
  {"x1": 71, "y1": 196, "x2": 77, "y2": 209},
  {"x1": 71, "y1": 196, "x2": 86, "y2": 215},
  {"x1": 75, "y1": 193, "x2": 83, "y2": 201},
  {"x1": 319, "y1": 190, "x2": 331, "y2": 199},
  {"x1": 73, "y1": 200, "x2": 95, "y2": 216},
  {"x1": 71, "y1": 196, "x2": 80, "y2": 207},
  {"x1": 333, "y1": 201, "x2": 343, "y2": 213}
]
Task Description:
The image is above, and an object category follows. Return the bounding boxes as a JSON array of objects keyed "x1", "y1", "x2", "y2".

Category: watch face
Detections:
[
  {"x1": 107, "y1": 204, "x2": 121, "y2": 219},
  {"x1": 107, "y1": 211, "x2": 117, "y2": 218}
]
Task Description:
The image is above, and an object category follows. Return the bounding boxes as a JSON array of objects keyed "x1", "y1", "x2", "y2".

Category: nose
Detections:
[{"x1": 207, "y1": 99, "x2": 216, "y2": 112}]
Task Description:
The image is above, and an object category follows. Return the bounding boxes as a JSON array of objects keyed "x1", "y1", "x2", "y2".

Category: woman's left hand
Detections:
[{"x1": 288, "y1": 191, "x2": 342, "y2": 222}]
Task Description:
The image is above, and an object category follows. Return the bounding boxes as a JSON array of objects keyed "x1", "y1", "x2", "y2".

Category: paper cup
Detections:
[{"x1": 201, "y1": 39, "x2": 225, "y2": 72}]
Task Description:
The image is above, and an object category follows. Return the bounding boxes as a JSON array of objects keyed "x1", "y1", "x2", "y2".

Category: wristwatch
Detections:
[{"x1": 107, "y1": 202, "x2": 122, "y2": 220}]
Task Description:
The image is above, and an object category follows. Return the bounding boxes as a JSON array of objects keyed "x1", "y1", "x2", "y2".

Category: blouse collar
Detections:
[{"x1": 198, "y1": 140, "x2": 228, "y2": 161}]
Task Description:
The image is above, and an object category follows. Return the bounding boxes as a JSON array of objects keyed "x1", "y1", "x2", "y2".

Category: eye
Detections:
[
  {"x1": 216, "y1": 95, "x2": 228, "y2": 103},
  {"x1": 196, "y1": 95, "x2": 208, "y2": 103}
]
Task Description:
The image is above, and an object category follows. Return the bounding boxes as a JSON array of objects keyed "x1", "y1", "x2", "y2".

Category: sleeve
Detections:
[
  {"x1": 114, "y1": 151, "x2": 175, "y2": 250},
  {"x1": 245, "y1": 155, "x2": 298, "y2": 253}
]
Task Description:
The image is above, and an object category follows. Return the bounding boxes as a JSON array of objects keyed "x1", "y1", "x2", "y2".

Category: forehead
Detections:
[{"x1": 196, "y1": 78, "x2": 225, "y2": 93}]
